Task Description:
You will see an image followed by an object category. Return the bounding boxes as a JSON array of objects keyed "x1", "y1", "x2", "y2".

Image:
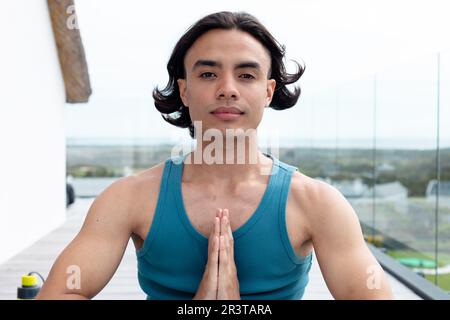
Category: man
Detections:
[{"x1": 37, "y1": 11, "x2": 394, "y2": 300}]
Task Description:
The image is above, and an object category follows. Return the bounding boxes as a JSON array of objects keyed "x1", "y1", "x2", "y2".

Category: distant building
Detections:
[
  {"x1": 332, "y1": 178, "x2": 369, "y2": 198},
  {"x1": 365, "y1": 181, "x2": 408, "y2": 213},
  {"x1": 377, "y1": 162, "x2": 395, "y2": 173},
  {"x1": 426, "y1": 180, "x2": 450, "y2": 207},
  {"x1": 367, "y1": 181, "x2": 408, "y2": 201}
]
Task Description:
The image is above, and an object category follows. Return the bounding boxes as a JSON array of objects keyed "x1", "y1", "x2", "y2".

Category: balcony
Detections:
[{"x1": 0, "y1": 198, "x2": 423, "y2": 300}]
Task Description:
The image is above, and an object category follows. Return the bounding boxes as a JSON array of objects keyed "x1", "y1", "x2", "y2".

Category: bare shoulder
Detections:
[
  {"x1": 290, "y1": 170, "x2": 340, "y2": 200},
  {"x1": 90, "y1": 161, "x2": 167, "y2": 231},
  {"x1": 99, "y1": 161, "x2": 165, "y2": 205},
  {"x1": 288, "y1": 171, "x2": 330, "y2": 213},
  {"x1": 108, "y1": 161, "x2": 166, "y2": 199},
  {"x1": 122, "y1": 161, "x2": 167, "y2": 237},
  {"x1": 289, "y1": 171, "x2": 352, "y2": 227},
  {"x1": 132, "y1": 161, "x2": 166, "y2": 186}
]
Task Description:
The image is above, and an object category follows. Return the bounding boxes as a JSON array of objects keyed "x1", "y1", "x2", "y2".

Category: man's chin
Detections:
[
  {"x1": 192, "y1": 120, "x2": 258, "y2": 137},
  {"x1": 198, "y1": 128, "x2": 259, "y2": 141}
]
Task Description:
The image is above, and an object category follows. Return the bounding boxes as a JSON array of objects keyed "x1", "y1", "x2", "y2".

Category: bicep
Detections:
[
  {"x1": 311, "y1": 184, "x2": 393, "y2": 299},
  {"x1": 37, "y1": 179, "x2": 135, "y2": 299}
]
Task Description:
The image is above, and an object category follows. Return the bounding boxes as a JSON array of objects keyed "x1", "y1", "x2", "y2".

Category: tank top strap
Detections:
[
  {"x1": 275, "y1": 158, "x2": 310, "y2": 265},
  {"x1": 135, "y1": 155, "x2": 177, "y2": 258}
]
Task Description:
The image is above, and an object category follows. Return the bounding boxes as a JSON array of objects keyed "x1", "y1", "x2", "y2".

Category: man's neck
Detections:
[{"x1": 182, "y1": 138, "x2": 273, "y2": 188}]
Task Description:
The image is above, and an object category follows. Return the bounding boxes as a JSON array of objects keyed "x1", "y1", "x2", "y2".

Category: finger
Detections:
[
  {"x1": 226, "y1": 216, "x2": 234, "y2": 260},
  {"x1": 217, "y1": 235, "x2": 224, "y2": 299},
  {"x1": 219, "y1": 235, "x2": 228, "y2": 265},
  {"x1": 223, "y1": 209, "x2": 233, "y2": 239},
  {"x1": 223, "y1": 208, "x2": 229, "y2": 218},
  {"x1": 206, "y1": 235, "x2": 219, "y2": 296},
  {"x1": 215, "y1": 216, "x2": 220, "y2": 238},
  {"x1": 222, "y1": 209, "x2": 235, "y2": 263},
  {"x1": 220, "y1": 214, "x2": 227, "y2": 237},
  {"x1": 207, "y1": 235, "x2": 219, "y2": 276},
  {"x1": 209, "y1": 208, "x2": 221, "y2": 252},
  {"x1": 209, "y1": 216, "x2": 220, "y2": 253},
  {"x1": 221, "y1": 211, "x2": 234, "y2": 257},
  {"x1": 212, "y1": 236, "x2": 219, "y2": 263}
]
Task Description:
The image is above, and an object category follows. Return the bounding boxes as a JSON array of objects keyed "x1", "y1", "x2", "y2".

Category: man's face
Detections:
[{"x1": 177, "y1": 29, "x2": 276, "y2": 137}]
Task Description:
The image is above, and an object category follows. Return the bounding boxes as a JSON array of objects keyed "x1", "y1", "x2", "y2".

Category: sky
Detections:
[{"x1": 66, "y1": 0, "x2": 450, "y2": 148}]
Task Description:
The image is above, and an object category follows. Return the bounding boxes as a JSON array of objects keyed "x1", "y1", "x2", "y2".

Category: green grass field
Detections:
[
  {"x1": 425, "y1": 274, "x2": 450, "y2": 292},
  {"x1": 387, "y1": 250, "x2": 450, "y2": 267},
  {"x1": 387, "y1": 250, "x2": 450, "y2": 292}
]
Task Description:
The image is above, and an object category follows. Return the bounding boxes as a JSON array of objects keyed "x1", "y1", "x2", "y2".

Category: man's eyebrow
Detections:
[
  {"x1": 234, "y1": 61, "x2": 261, "y2": 71},
  {"x1": 192, "y1": 59, "x2": 220, "y2": 71},
  {"x1": 192, "y1": 59, "x2": 262, "y2": 72}
]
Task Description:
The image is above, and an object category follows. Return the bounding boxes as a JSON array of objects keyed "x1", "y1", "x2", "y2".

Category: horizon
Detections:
[{"x1": 66, "y1": 136, "x2": 450, "y2": 151}]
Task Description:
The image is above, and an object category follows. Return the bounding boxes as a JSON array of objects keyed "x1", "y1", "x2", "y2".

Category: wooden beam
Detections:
[{"x1": 47, "y1": 0, "x2": 92, "y2": 103}]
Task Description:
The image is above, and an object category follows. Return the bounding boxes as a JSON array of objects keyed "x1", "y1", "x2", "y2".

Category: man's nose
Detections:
[{"x1": 216, "y1": 74, "x2": 240, "y2": 100}]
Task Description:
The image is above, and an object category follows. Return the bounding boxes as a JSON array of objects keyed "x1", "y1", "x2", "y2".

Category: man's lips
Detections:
[
  {"x1": 210, "y1": 106, "x2": 244, "y2": 121},
  {"x1": 210, "y1": 106, "x2": 244, "y2": 114}
]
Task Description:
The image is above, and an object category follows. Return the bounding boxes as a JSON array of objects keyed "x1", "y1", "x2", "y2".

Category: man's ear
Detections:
[
  {"x1": 177, "y1": 79, "x2": 188, "y2": 107},
  {"x1": 266, "y1": 79, "x2": 276, "y2": 106}
]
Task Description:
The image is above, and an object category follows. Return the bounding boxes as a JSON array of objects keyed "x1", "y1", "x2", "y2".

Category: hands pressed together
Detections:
[{"x1": 193, "y1": 208, "x2": 241, "y2": 300}]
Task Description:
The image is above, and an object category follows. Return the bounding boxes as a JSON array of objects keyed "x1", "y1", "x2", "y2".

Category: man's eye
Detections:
[
  {"x1": 240, "y1": 74, "x2": 255, "y2": 79},
  {"x1": 200, "y1": 72, "x2": 216, "y2": 78}
]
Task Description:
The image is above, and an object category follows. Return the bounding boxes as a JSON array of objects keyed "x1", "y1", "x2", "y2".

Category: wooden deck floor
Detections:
[{"x1": 0, "y1": 198, "x2": 421, "y2": 300}]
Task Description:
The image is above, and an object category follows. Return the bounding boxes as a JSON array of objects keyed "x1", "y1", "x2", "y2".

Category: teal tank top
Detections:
[{"x1": 136, "y1": 153, "x2": 313, "y2": 300}]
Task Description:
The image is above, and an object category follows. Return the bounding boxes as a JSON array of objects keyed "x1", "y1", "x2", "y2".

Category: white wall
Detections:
[{"x1": 0, "y1": 0, "x2": 66, "y2": 264}]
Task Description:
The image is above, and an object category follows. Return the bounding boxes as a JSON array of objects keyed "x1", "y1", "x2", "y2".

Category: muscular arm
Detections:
[
  {"x1": 306, "y1": 181, "x2": 394, "y2": 299},
  {"x1": 36, "y1": 177, "x2": 137, "y2": 299}
]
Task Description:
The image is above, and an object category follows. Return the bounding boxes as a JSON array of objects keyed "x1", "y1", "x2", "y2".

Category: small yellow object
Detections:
[{"x1": 22, "y1": 275, "x2": 38, "y2": 287}]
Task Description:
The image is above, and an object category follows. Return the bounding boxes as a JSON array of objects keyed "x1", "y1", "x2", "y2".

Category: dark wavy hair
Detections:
[{"x1": 153, "y1": 11, "x2": 305, "y2": 138}]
